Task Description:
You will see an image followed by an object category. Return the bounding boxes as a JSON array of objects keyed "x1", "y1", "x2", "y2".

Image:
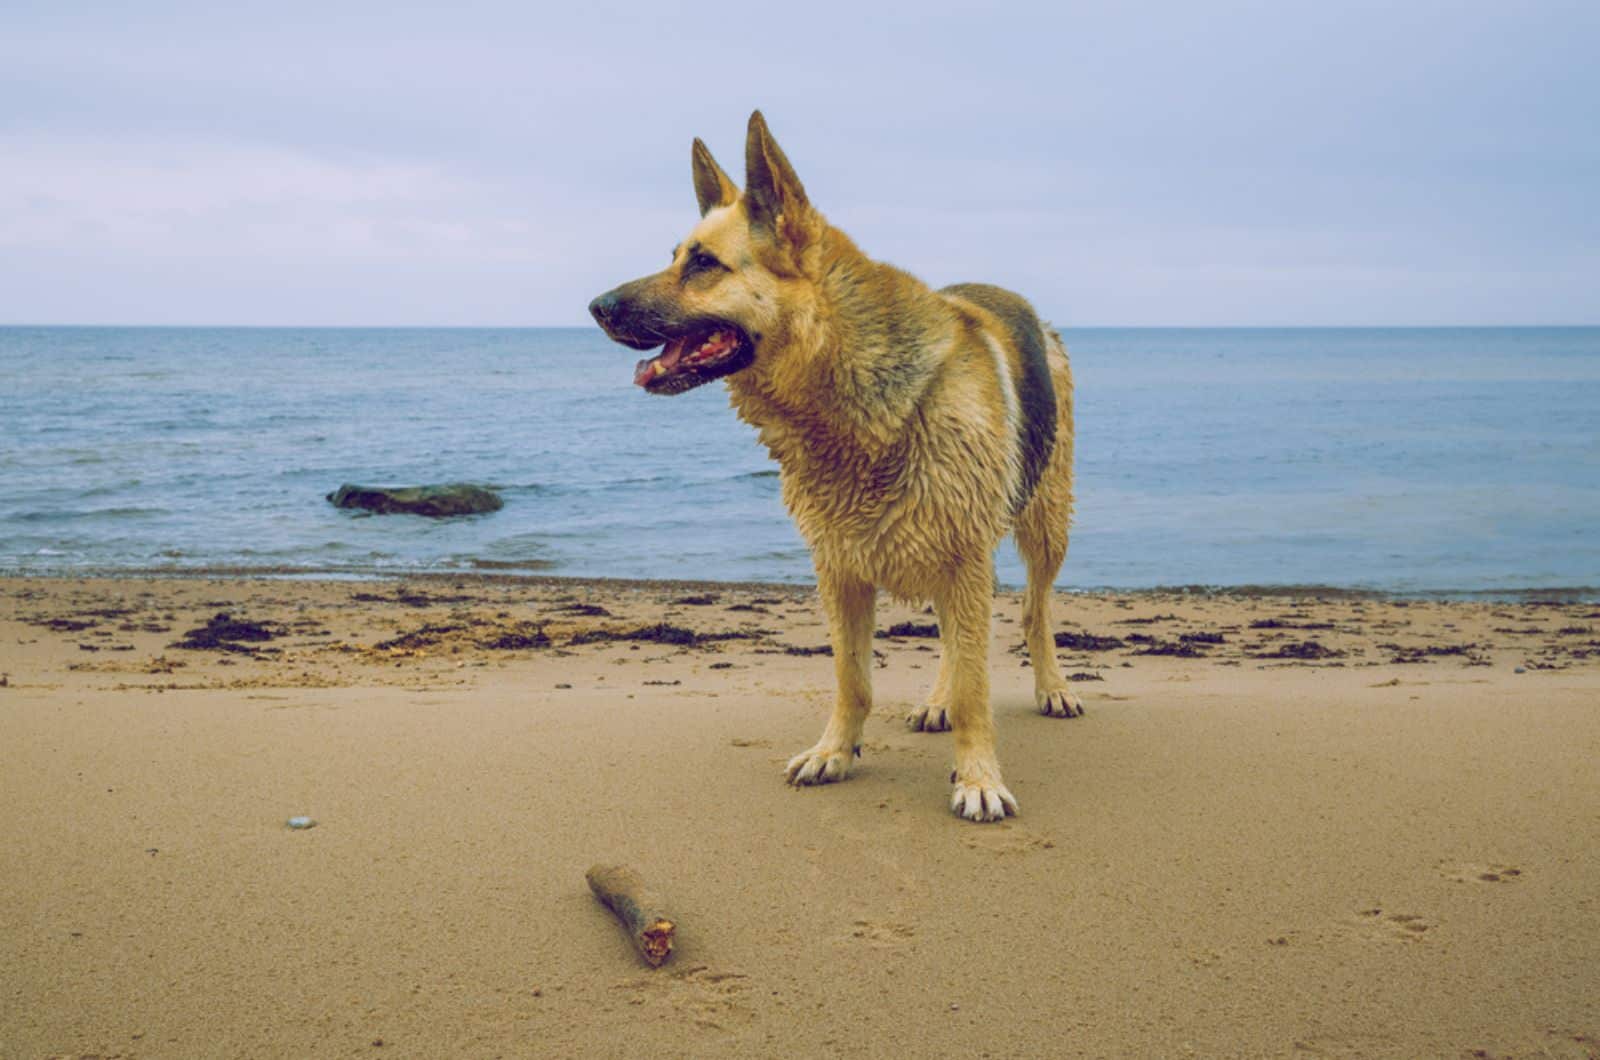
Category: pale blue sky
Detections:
[{"x1": 1, "y1": 0, "x2": 1595, "y2": 325}]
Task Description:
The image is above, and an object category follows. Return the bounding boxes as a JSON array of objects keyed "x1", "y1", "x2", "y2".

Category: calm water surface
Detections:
[{"x1": 2, "y1": 326, "x2": 1596, "y2": 595}]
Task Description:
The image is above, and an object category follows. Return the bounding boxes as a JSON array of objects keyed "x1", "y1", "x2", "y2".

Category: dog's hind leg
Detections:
[
  {"x1": 905, "y1": 635, "x2": 953, "y2": 732},
  {"x1": 1015, "y1": 454, "x2": 1083, "y2": 720},
  {"x1": 786, "y1": 568, "x2": 875, "y2": 786},
  {"x1": 941, "y1": 559, "x2": 1019, "y2": 821}
]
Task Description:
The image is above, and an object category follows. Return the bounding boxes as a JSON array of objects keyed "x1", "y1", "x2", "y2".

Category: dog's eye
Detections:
[{"x1": 687, "y1": 251, "x2": 723, "y2": 274}]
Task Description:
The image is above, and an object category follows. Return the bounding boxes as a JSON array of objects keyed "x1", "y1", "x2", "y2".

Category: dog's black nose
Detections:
[{"x1": 588, "y1": 291, "x2": 617, "y2": 328}]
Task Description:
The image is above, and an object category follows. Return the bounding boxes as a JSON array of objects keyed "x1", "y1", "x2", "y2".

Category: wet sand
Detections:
[{"x1": 2, "y1": 575, "x2": 1598, "y2": 1058}]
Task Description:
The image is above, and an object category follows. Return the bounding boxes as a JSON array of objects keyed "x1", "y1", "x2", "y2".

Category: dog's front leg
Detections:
[
  {"x1": 940, "y1": 561, "x2": 1020, "y2": 822},
  {"x1": 785, "y1": 568, "x2": 875, "y2": 787}
]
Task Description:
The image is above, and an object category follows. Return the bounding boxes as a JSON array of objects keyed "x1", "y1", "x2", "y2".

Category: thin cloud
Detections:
[{"x1": 1, "y1": 0, "x2": 1595, "y2": 324}]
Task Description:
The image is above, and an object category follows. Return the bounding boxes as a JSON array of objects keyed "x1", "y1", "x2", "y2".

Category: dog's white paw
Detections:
[
  {"x1": 785, "y1": 743, "x2": 856, "y2": 786},
  {"x1": 950, "y1": 755, "x2": 1018, "y2": 823},
  {"x1": 950, "y1": 777, "x2": 1019, "y2": 823},
  {"x1": 1037, "y1": 686, "x2": 1084, "y2": 719},
  {"x1": 905, "y1": 702, "x2": 952, "y2": 732}
]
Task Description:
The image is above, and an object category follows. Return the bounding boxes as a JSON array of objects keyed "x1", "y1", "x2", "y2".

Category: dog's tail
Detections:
[{"x1": 1044, "y1": 325, "x2": 1068, "y2": 360}]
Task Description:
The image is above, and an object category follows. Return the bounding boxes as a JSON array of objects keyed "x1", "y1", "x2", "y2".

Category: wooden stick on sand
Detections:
[{"x1": 585, "y1": 864, "x2": 675, "y2": 967}]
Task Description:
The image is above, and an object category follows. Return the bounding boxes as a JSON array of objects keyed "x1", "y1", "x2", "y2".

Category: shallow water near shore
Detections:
[{"x1": 3, "y1": 325, "x2": 1597, "y2": 595}]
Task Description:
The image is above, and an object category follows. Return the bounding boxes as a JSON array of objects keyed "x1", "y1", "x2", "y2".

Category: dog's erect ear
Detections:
[
  {"x1": 744, "y1": 110, "x2": 814, "y2": 246},
  {"x1": 691, "y1": 138, "x2": 737, "y2": 217}
]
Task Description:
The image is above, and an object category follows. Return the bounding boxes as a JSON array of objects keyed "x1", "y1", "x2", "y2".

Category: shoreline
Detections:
[
  {"x1": 4, "y1": 574, "x2": 1597, "y2": 1056},
  {"x1": 3, "y1": 566, "x2": 1597, "y2": 604}
]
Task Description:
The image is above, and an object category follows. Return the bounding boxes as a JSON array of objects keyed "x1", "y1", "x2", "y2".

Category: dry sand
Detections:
[{"x1": 2, "y1": 575, "x2": 1597, "y2": 1058}]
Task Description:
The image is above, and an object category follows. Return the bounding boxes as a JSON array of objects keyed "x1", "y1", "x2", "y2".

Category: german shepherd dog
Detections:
[{"x1": 590, "y1": 112, "x2": 1080, "y2": 822}]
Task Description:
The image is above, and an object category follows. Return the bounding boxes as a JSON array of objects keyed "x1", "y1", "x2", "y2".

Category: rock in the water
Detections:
[{"x1": 327, "y1": 483, "x2": 503, "y2": 518}]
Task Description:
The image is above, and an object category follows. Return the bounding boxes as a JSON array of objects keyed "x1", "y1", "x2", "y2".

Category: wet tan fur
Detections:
[{"x1": 605, "y1": 113, "x2": 1080, "y2": 821}]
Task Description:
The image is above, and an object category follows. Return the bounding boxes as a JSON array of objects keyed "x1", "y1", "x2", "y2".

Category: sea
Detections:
[{"x1": 2, "y1": 326, "x2": 1597, "y2": 598}]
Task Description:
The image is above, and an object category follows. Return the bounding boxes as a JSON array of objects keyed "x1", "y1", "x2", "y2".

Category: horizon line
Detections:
[{"x1": 4, "y1": 321, "x2": 1599, "y2": 331}]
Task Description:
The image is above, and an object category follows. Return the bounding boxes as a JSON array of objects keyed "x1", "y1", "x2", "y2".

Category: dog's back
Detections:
[{"x1": 938, "y1": 282, "x2": 1061, "y2": 517}]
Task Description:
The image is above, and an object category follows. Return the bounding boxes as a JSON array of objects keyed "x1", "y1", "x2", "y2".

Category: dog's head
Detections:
[{"x1": 589, "y1": 111, "x2": 825, "y2": 395}]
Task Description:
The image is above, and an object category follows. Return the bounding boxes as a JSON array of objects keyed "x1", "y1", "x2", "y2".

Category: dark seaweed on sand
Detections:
[
  {"x1": 170, "y1": 613, "x2": 279, "y2": 654},
  {"x1": 351, "y1": 589, "x2": 479, "y2": 607},
  {"x1": 1378, "y1": 641, "x2": 1488, "y2": 664},
  {"x1": 1130, "y1": 638, "x2": 1210, "y2": 657},
  {"x1": 552, "y1": 603, "x2": 613, "y2": 617},
  {"x1": 481, "y1": 627, "x2": 552, "y2": 650},
  {"x1": 31, "y1": 617, "x2": 99, "y2": 632},
  {"x1": 764, "y1": 643, "x2": 832, "y2": 656},
  {"x1": 878, "y1": 621, "x2": 939, "y2": 639},
  {"x1": 671, "y1": 594, "x2": 720, "y2": 606},
  {"x1": 1249, "y1": 640, "x2": 1345, "y2": 660},
  {"x1": 373, "y1": 623, "x2": 465, "y2": 651},
  {"x1": 566, "y1": 623, "x2": 764, "y2": 648},
  {"x1": 371, "y1": 617, "x2": 550, "y2": 651},
  {"x1": 1054, "y1": 630, "x2": 1125, "y2": 651}
]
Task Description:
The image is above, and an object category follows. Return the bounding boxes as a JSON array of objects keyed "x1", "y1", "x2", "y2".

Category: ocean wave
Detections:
[
  {"x1": 76, "y1": 482, "x2": 146, "y2": 499},
  {"x1": 483, "y1": 482, "x2": 550, "y2": 495},
  {"x1": 8, "y1": 448, "x2": 115, "y2": 466},
  {"x1": 8, "y1": 506, "x2": 171, "y2": 523},
  {"x1": 465, "y1": 557, "x2": 557, "y2": 571},
  {"x1": 234, "y1": 541, "x2": 391, "y2": 557}
]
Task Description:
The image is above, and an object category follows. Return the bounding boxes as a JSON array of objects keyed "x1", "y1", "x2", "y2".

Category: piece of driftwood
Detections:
[{"x1": 586, "y1": 864, "x2": 675, "y2": 967}]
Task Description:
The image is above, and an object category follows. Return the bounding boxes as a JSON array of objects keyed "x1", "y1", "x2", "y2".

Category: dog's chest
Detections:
[
  {"x1": 780, "y1": 451, "x2": 903, "y2": 535},
  {"x1": 774, "y1": 440, "x2": 989, "y2": 587}
]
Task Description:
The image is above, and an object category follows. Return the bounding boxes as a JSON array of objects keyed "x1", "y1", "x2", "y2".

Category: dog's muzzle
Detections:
[{"x1": 588, "y1": 282, "x2": 755, "y2": 395}]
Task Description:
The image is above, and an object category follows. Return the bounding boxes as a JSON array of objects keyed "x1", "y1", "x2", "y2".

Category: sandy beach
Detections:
[{"x1": 2, "y1": 574, "x2": 1597, "y2": 1058}]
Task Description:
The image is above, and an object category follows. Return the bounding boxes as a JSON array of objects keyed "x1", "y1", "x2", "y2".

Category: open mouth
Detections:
[{"x1": 632, "y1": 321, "x2": 754, "y2": 395}]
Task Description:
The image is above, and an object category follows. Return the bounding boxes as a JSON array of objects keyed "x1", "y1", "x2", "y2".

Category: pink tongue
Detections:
[{"x1": 633, "y1": 337, "x2": 689, "y2": 387}]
